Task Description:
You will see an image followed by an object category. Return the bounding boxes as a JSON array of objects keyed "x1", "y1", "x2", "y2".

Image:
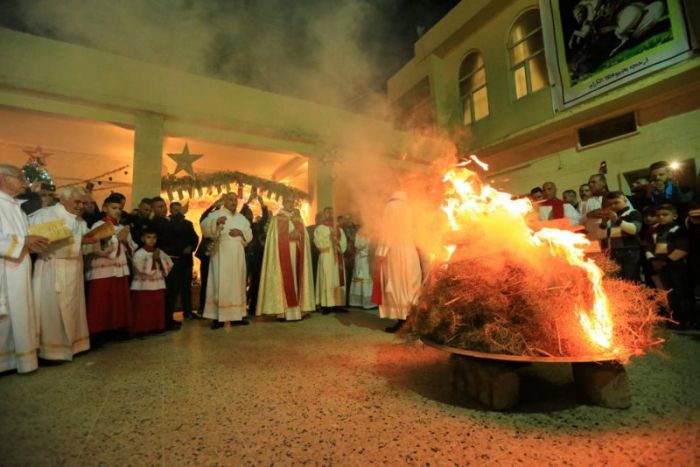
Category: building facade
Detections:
[
  {"x1": 388, "y1": 0, "x2": 700, "y2": 196},
  {"x1": 0, "y1": 27, "x2": 428, "y2": 214}
]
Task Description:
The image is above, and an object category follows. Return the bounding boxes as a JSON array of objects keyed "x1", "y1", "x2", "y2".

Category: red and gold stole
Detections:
[{"x1": 278, "y1": 213, "x2": 307, "y2": 307}]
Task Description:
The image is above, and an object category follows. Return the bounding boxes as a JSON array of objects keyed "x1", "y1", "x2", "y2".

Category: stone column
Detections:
[
  {"x1": 308, "y1": 157, "x2": 334, "y2": 216},
  {"x1": 307, "y1": 147, "x2": 335, "y2": 218},
  {"x1": 131, "y1": 112, "x2": 164, "y2": 210}
]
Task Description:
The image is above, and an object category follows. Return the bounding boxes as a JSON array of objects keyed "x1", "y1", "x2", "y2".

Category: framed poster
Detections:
[{"x1": 540, "y1": 0, "x2": 694, "y2": 111}]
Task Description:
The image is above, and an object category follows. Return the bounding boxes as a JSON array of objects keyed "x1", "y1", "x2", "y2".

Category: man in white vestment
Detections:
[
  {"x1": 30, "y1": 187, "x2": 94, "y2": 361},
  {"x1": 256, "y1": 197, "x2": 314, "y2": 321},
  {"x1": 0, "y1": 165, "x2": 49, "y2": 373},
  {"x1": 374, "y1": 191, "x2": 422, "y2": 333},
  {"x1": 314, "y1": 207, "x2": 347, "y2": 314},
  {"x1": 201, "y1": 193, "x2": 253, "y2": 328}
]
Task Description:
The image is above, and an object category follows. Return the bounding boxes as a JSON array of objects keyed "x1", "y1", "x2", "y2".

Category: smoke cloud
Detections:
[
  {"x1": 11, "y1": 0, "x2": 407, "y2": 112},
  {"x1": 8, "y1": 0, "x2": 464, "y2": 233}
]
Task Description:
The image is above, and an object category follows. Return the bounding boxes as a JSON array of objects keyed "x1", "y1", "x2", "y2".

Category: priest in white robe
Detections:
[
  {"x1": 256, "y1": 197, "x2": 314, "y2": 321},
  {"x1": 0, "y1": 164, "x2": 49, "y2": 373},
  {"x1": 201, "y1": 193, "x2": 252, "y2": 328},
  {"x1": 373, "y1": 191, "x2": 422, "y2": 333},
  {"x1": 314, "y1": 207, "x2": 347, "y2": 313},
  {"x1": 349, "y1": 229, "x2": 375, "y2": 309},
  {"x1": 30, "y1": 187, "x2": 94, "y2": 361}
]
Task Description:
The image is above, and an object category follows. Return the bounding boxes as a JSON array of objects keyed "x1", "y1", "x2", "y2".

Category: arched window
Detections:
[
  {"x1": 459, "y1": 52, "x2": 489, "y2": 125},
  {"x1": 508, "y1": 9, "x2": 548, "y2": 99}
]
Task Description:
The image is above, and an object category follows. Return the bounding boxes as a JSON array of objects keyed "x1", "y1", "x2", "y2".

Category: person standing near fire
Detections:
[
  {"x1": 240, "y1": 192, "x2": 269, "y2": 316},
  {"x1": 0, "y1": 164, "x2": 49, "y2": 373},
  {"x1": 256, "y1": 196, "x2": 314, "y2": 321},
  {"x1": 31, "y1": 187, "x2": 96, "y2": 361},
  {"x1": 167, "y1": 201, "x2": 199, "y2": 322},
  {"x1": 372, "y1": 191, "x2": 422, "y2": 333},
  {"x1": 201, "y1": 192, "x2": 252, "y2": 328},
  {"x1": 599, "y1": 191, "x2": 643, "y2": 282},
  {"x1": 539, "y1": 181, "x2": 581, "y2": 225},
  {"x1": 314, "y1": 207, "x2": 347, "y2": 314},
  {"x1": 581, "y1": 173, "x2": 610, "y2": 242},
  {"x1": 648, "y1": 203, "x2": 696, "y2": 330},
  {"x1": 84, "y1": 193, "x2": 136, "y2": 338}
]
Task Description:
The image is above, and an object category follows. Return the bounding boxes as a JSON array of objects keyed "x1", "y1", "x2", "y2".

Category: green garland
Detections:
[{"x1": 161, "y1": 171, "x2": 309, "y2": 200}]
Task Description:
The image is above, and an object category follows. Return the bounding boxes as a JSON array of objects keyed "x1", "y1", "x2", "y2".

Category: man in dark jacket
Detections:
[
  {"x1": 167, "y1": 201, "x2": 200, "y2": 322},
  {"x1": 307, "y1": 213, "x2": 323, "y2": 286},
  {"x1": 649, "y1": 160, "x2": 696, "y2": 220},
  {"x1": 129, "y1": 198, "x2": 153, "y2": 246},
  {"x1": 240, "y1": 194, "x2": 269, "y2": 315},
  {"x1": 149, "y1": 197, "x2": 179, "y2": 328},
  {"x1": 194, "y1": 199, "x2": 223, "y2": 316}
]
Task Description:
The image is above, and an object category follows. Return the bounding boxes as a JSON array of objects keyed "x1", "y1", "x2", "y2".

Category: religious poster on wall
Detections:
[{"x1": 539, "y1": 0, "x2": 694, "y2": 111}]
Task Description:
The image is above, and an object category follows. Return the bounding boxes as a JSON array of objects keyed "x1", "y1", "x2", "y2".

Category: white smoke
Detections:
[{"x1": 12, "y1": 0, "x2": 403, "y2": 112}]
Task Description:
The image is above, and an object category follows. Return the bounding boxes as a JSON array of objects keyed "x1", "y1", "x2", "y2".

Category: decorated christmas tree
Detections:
[{"x1": 21, "y1": 158, "x2": 54, "y2": 188}]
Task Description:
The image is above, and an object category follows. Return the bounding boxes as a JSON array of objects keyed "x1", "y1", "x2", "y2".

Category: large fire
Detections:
[{"x1": 424, "y1": 161, "x2": 658, "y2": 357}]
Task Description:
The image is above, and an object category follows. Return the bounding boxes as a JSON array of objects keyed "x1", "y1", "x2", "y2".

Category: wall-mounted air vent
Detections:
[{"x1": 577, "y1": 112, "x2": 638, "y2": 149}]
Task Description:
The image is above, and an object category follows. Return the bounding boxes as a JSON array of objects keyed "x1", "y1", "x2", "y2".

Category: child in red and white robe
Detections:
[
  {"x1": 84, "y1": 194, "x2": 136, "y2": 335},
  {"x1": 130, "y1": 229, "x2": 172, "y2": 334}
]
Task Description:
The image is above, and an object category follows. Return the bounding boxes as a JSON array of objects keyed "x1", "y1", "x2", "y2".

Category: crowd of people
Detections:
[
  {"x1": 2, "y1": 157, "x2": 698, "y2": 375},
  {"x1": 0, "y1": 164, "x2": 422, "y2": 375},
  {"x1": 529, "y1": 160, "x2": 700, "y2": 330}
]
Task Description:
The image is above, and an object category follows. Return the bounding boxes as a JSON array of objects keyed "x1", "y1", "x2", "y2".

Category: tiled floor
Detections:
[{"x1": 0, "y1": 310, "x2": 698, "y2": 466}]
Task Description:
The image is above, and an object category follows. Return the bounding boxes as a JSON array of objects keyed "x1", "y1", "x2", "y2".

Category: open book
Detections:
[{"x1": 28, "y1": 219, "x2": 73, "y2": 243}]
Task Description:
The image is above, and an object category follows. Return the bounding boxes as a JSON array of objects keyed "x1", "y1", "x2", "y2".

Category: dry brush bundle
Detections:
[{"x1": 408, "y1": 252, "x2": 666, "y2": 358}]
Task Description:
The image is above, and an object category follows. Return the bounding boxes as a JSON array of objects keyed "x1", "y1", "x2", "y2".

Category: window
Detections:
[
  {"x1": 459, "y1": 52, "x2": 489, "y2": 125},
  {"x1": 508, "y1": 9, "x2": 548, "y2": 99}
]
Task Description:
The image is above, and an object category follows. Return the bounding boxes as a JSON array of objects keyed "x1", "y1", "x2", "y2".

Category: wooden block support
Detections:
[
  {"x1": 450, "y1": 354, "x2": 520, "y2": 410},
  {"x1": 572, "y1": 361, "x2": 631, "y2": 409}
]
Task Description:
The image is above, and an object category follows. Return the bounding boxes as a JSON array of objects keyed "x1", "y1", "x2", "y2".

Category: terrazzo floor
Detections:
[{"x1": 0, "y1": 309, "x2": 698, "y2": 466}]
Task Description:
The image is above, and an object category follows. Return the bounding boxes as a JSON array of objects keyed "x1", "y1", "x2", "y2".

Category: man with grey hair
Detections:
[
  {"x1": 30, "y1": 186, "x2": 97, "y2": 361},
  {"x1": 0, "y1": 164, "x2": 49, "y2": 373}
]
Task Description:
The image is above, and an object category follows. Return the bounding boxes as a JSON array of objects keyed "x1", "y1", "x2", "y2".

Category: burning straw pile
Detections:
[
  {"x1": 407, "y1": 164, "x2": 666, "y2": 359},
  {"x1": 409, "y1": 255, "x2": 666, "y2": 358}
]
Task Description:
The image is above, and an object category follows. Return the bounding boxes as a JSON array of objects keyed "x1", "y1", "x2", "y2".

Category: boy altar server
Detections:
[
  {"x1": 130, "y1": 228, "x2": 173, "y2": 334},
  {"x1": 84, "y1": 194, "x2": 136, "y2": 335}
]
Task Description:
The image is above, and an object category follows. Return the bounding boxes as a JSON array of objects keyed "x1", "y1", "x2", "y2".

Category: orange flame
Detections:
[{"x1": 440, "y1": 166, "x2": 617, "y2": 352}]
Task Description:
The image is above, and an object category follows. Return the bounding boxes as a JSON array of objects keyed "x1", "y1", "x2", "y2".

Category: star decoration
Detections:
[
  {"x1": 168, "y1": 143, "x2": 203, "y2": 177},
  {"x1": 23, "y1": 145, "x2": 52, "y2": 165}
]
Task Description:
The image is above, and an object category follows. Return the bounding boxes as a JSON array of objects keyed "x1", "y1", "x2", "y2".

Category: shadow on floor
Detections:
[
  {"x1": 334, "y1": 308, "x2": 387, "y2": 331},
  {"x1": 372, "y1": 341, "x2": 590, "y2": 414}
]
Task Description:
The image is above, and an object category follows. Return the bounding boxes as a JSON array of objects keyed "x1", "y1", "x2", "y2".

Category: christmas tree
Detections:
[{"x1": 21, "y1": 159, "x2": 54, "y2": 189}]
